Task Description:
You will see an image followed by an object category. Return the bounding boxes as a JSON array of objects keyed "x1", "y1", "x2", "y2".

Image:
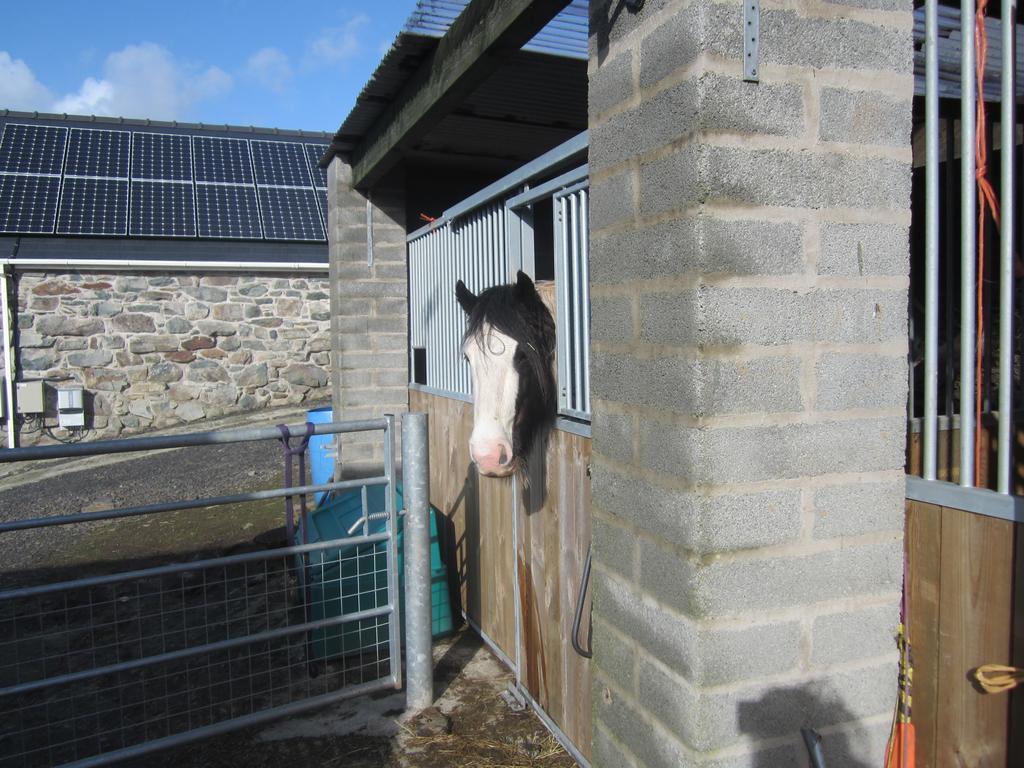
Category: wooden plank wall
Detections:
[
  {"x1": 518, "y1": 429, "x2": 592, "y2": 761},
  {"x1": 906, "y1": 500, "x2": 1022, "y2": 767},
  {"x1": 409, "y1": 389, "x2": 516, "y2": 658},
  {"x1": 409, "y1": 389, "x2": 592, "y2": 761}
]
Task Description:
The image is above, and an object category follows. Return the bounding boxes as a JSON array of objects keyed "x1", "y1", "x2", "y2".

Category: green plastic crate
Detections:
[{"x1": 295, "y1": 482, "x2": 453, "y2": 660}]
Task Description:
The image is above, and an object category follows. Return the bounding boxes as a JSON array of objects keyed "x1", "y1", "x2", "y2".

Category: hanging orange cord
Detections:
[
  {"x1": 885, "y1": 554, "x2": 915, "y2": 768},
  {"x1": 975, "y1": 0, "x2": 1001, "y2": 482}
]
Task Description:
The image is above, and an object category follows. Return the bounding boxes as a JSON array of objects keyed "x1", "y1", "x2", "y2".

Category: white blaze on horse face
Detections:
[{"x1": 464, "y1": 323, "x2": 518, "y2": 477}]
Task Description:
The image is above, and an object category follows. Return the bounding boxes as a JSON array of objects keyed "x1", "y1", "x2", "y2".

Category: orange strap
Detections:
[{"x1": 974, "y1": 0, "x2": 1001, "y2": 481}]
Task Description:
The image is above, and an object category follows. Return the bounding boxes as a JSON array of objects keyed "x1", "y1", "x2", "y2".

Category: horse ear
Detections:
[
  {"x1": 455, "y1": 280, "x2": 477, "y2": 314},
  {"x1": 515, "y1": 270, "x2": 536, "y2": 297}
]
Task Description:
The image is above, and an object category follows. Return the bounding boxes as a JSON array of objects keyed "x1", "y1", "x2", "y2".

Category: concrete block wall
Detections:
[
  {"x1": 327, "y1": 160, "x2": 408, "y2": 473},
  {"x1": 587, "y1": 0, "x2": 912, "y2": 764}
]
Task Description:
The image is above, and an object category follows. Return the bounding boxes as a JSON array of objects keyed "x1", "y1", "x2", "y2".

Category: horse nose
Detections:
[{"x1": 471, "y1": 437, "x2": 514, "y2": 476}]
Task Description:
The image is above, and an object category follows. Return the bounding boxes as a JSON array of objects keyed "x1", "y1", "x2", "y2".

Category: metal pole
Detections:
[
  {"x1": 961, "y1": 0, "x2": 977, "y2": 487},
  {"x1": 998, "y1": 0, "x2": 1016, "y2": 493},
  {"x1": 384, "y1": 414, "x2": 402, "y2": 690},
  {"x1": 924, "y1": 0, "x2": 940, "y2": 480},
  {"x1": 402, "y1": 411, "x2": 433, "y2": 711},
  {"x1": 0, "y1": 417, "x2": 388, "y2": 462}
]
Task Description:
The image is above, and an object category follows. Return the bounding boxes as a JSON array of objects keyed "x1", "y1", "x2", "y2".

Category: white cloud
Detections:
[
  {"x1": 53, "y1": 77, "x2": 114, "y2": 115},
  {"x1": 0, "y1": 51, "x2": 54, "y2": 111},
  {"x1": 309, "y1": 15, "x2": 369, "y2": 64},
  {"x1": 246, "y1": 47, "x2": 292, "y2": 93},
  {"x1": 53, "y1": 43, "x2": 232, "y2": 121}
]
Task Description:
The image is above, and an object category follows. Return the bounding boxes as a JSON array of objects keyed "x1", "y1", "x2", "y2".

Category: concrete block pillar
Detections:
[
  {"x1": 327, "y1": 159, "x2": 408, "y2": 474},
  {"x1": 587, "y1": 0, "x2": 913, "y2": 764}
]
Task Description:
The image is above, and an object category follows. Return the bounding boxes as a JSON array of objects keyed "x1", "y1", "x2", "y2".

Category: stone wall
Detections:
[
  {"x1": 5, "y1": 271, "x2": 331, "y2": 445},
  {"x1": 588, "y1": 0, "x2": 912, "y2": 765}
]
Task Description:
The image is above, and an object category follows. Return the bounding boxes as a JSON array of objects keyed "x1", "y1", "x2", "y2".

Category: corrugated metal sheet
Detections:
[
  {"x1": 405, "y1": 0, "x2": 587, "y2": 59},
  {"x1": 327, "y1": 0, "x2": 588, "y2": 170}
]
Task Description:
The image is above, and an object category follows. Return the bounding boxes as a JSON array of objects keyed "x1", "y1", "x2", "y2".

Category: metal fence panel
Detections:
[
  {"x1": 0, "y1": 417, "x2": 405, "y2": 767},
  {"x1": 911, "y1": 1, "x2": 1017, "y2": 498}
]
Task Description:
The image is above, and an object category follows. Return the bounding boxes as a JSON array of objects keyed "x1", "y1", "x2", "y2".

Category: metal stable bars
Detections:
[
  {"x1": 407, "y1": 132, "x2": 592, "y2": 421},
  {"x1": 909, "y1": 0, "x2": 1022, "y2": 521},
  {"x1": 0, "y1": 415, "x2": 432, "y2": 767},
  {"x1": 555, "y1": 183, "x2": 591, "y2": 419}
]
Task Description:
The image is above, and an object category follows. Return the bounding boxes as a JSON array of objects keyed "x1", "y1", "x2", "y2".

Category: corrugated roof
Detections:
[
  {"x1": 327, "y1": 0, "x2": 588, "y2": 173},
  {"x1": 404, "y1": 0, "x2": 587, "y2": 59}
]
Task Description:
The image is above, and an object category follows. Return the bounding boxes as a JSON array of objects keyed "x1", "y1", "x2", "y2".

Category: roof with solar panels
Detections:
[{"x1": 0, "y1": 111, "x2": 332, "y2": 263}]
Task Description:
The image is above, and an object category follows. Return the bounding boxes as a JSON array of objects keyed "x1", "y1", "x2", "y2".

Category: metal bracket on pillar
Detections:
[{"x1": 743, "y1": 0, "x2": 760, "y2": 82}]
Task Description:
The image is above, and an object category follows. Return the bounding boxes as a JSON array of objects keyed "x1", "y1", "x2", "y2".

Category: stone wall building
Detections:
[
  {"x1": 9, "y1": 271, "x2": 330, "y2": 442},
  {"x1": 0, "y1": 112, "x2": 333, "y2": 447}
]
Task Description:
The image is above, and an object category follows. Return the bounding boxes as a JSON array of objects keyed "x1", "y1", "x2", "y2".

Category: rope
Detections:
[
  {"x1": 277, "y1": 422, "x2": 316, "y2": 546},
  {"x1": 973, "y1": 664, "x2": 1024, "y2": 694},
  {"x1": 974, "y1": 0, "x2": 1001, "y2": 481}
]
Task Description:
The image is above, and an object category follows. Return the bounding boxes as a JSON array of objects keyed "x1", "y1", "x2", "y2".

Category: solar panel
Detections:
[
  {"x1": 305, "y1": 143, "x2": 329, "y2": 188},
  {"x1": 57, "y1": 177, "x2": 129, "y2": 235},
  {"x1": 132, "y1": 133, "x2": 193, "y2": 181},
  {"x1": 65, "y1": 128, "x2": 130, "y2": 178},
  {"x1": 130, "y1": 181, "x2": 196, "y2": 236},
  {"x1": 0, "y1": 175, "x2": 60, "y2": 233},
  {"x1": 258, "y1": 187, "x2": 325, "y2": 240},
  {"x1": 196, "y1": 184, "x2": 262, "y2": 239},
  {"x1": 251, "y1": 141, "x2": 311, "y2": 187},
  {"x1": 316, "y1": 187, "x2": 328, "y2": 226},
  {"x1": 0, "y1": 124, "x2": 67, "y2": 175},
  {"x1": 193, "y1": 136, "x2": 254, "y2": 184}
]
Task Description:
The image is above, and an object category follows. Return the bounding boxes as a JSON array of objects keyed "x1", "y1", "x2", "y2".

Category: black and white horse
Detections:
[{"x1": 455, "y1": 271, "x2": 556, "y2": 478}]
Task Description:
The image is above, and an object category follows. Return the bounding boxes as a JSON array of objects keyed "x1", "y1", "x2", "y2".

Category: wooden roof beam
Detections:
[{"x1": 348, "y1": 0, "x2": 572, "y2": 190}]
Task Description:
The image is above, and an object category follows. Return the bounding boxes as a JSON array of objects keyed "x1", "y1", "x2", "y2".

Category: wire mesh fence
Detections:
[
  {"x1": 0, "y1": 416, "x2": 405, "y2": 768},
  {"x1": 0, "y1": 534, "x2": 395, "y2": 767}
]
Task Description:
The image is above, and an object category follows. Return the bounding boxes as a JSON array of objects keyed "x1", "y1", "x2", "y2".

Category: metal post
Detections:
[
  {"x1": 998, "y1": 0, "x2": 1016, "y2": 493},
  {"x1": 960, "y1": 0, "x2": 977, "y2": 486},
  {"x1": 923, "y1": 0, "x2": 939, "y2": 480},
  {"x1": 402, "y1": 411, "x2": 433, "y2": 711},
  {"x1": 384, "y1": 415, "x2": 402, "y2": 691}
]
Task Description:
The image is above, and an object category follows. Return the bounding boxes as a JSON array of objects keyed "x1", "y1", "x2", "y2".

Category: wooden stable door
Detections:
[
  {"x1": 905, "y1": 500, "x2": 1023, "y2": 767},
  {"x1": 410, "y1": 388, "x2": 593, "y2": 762}
]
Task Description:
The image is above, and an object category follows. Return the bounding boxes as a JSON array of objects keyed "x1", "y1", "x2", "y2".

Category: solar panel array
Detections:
[{"x1": 0, "y1": 123, "x2": 329, "y2": 241}]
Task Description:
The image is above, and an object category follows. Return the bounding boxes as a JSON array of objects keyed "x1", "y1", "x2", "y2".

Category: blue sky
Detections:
[{"x1": 1, "y1": 0, "x2": 419, "y2": 133}]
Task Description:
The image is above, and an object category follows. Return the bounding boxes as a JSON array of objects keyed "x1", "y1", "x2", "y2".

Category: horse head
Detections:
[{"x1": 455, "y1": 271, "x2": 556, "y2": 477}]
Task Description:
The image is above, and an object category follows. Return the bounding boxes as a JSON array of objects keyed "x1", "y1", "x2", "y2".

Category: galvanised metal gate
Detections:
[{"x1": 0, "y1": 416, "x2": 411, "y2": 767}]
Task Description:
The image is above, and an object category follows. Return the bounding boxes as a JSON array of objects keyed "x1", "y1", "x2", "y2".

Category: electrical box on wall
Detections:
[
  {"x1": 57, "y1": 386, "x2": 85, "y2": 428},
  {"x1": 16, "y1": 381, "x2": 45, "y2": 414}
]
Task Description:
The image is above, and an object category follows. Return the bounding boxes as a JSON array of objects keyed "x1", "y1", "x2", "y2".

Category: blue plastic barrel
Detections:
[{"x1": 306, "y1": 406, "x2": 334, "y2": 504}]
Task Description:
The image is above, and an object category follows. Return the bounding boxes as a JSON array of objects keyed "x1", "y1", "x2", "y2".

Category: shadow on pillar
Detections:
[{"x1": 738, "y1": 685, "x2": 875, "y2": 768}]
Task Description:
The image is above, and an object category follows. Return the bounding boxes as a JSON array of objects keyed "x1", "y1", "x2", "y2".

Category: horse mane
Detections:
[{"x1": 462, "y1": 278, "x2": 556, "y2": 467}]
